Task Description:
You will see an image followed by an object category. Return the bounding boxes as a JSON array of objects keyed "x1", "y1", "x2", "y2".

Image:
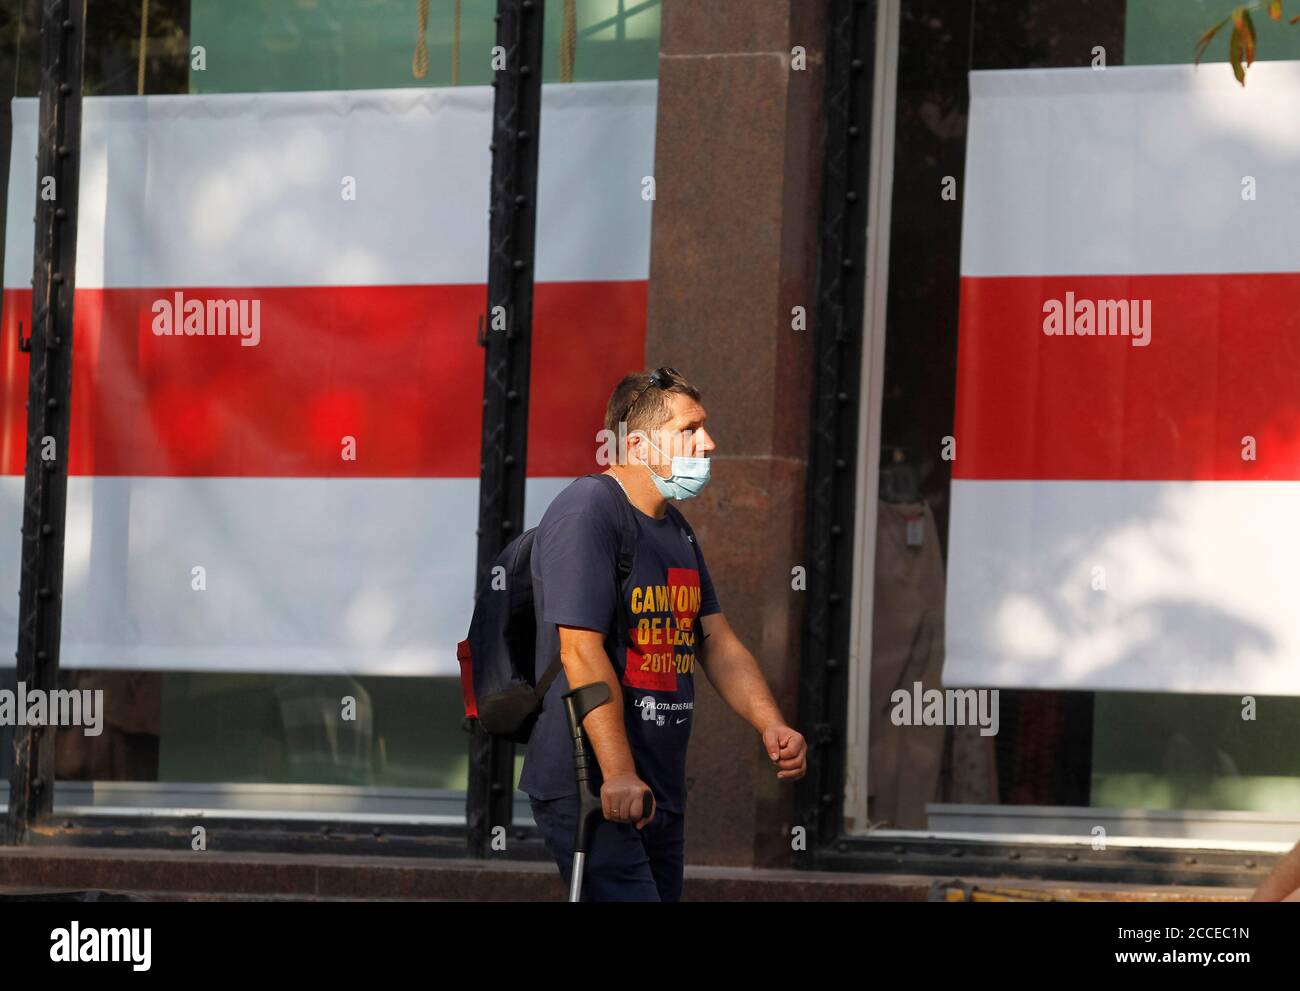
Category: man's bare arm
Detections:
[
  {"x1": 556, "y1": 624, "x2": 656, "y2": 826},
  {"x1": 696, "y1": 612, "x2": 783, "y2": 730},
  {"x1": 697, "y1": 612, "x2": 807, "y2": 780}
]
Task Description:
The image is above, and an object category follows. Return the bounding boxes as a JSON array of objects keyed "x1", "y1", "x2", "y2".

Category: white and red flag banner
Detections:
[
  {"x1": 948, "y1": 62, "x2": 1300, "y2": 694},
  {"x1": 1, "y1": 81, "x2": 655, "y2": 675}
]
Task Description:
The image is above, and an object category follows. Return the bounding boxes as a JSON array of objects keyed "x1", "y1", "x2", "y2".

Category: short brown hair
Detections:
[{"x1": 603, "y1": 367, "x2": 701, "y2": 436}]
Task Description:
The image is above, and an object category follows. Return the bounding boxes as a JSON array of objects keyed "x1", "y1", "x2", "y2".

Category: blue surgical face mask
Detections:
[{"x1": 644, "y1": 436, "x2": 711, "y2": 500}]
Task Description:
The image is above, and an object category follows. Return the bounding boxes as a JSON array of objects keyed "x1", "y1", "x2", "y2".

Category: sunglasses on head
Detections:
[{"x1": 621, "y1": 366, "x2": 680, "y2": 425}]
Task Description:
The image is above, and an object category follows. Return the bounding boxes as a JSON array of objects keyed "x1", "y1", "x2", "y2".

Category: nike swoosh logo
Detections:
[{"x1": 676, "y1": 717, "x2": 689, "y2": 724}]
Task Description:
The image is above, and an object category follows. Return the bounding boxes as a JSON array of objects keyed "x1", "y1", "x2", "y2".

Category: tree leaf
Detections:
[
  {"x1": 1230, "y1": 24, "x2": 1246, "y2": 84},
  {"x1": 1242, "y1": 8, "x2": 1257, "y2": 66},
  {"x1": 1269, "y1": 0, "x2": 1283, "y2": 21},
  {"x1": 1194, "y1": 14, "x2": 1232, "y2": 64}
]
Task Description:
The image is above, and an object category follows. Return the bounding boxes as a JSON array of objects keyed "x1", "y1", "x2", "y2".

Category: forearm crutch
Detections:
[{"x1": 561, "y1": 681, "x2": 651, "y2": 903}]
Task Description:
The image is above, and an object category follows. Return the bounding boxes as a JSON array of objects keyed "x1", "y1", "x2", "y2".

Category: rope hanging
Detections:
[
  {"x1": 137, "y1": 0, "x2": 150, "y2": 95},
  {"x1": 452, "y1": 0, "x2": 462, "y2": 85},
  {"x1": 412, "y1": 0, "x2": 430, "y2": 79},
  {"x1": 559, "y1": 0, "x2": 577, "y2": 82}
]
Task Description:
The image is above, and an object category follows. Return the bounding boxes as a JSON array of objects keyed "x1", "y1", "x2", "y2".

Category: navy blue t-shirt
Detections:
[{"x1": 519, "y1": 474, "x2": 721, "y2": 814}]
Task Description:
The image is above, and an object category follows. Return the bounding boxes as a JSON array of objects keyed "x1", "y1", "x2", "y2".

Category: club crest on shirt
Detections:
[
  {"x1": 633, "y1": 695, "x2": 694, "y2": 728},
  {"x1": 637, "y1": 696, "x2": 666, "y2": 726}
]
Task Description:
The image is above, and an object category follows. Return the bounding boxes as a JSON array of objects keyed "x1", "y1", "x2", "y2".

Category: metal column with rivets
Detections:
[
  {"x1": 797, "y1": 0, "x2": 877, "y2": 859},
  {"x1": 466, "y1": 0, "x2": 546, "y2": 859},
  {"x1": 5, "y1": 0, "x2": 88, "y2": 846}
]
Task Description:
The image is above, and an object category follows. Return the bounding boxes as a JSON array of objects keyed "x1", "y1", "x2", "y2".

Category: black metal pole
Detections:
[
  {"x1": 466, "y1": 0, "x2": 545, "y2": 858},
  {"x1": 797, "y1": 0, "x2": 877, "y2": 859},
  {"x1": 5, "y1": 0, "x2": 86, "y2": 846}
]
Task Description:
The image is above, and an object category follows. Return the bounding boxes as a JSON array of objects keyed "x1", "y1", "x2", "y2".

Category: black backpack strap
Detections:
[
  {"x1": 588, "y1": 474, "x2": 638, "y2": 649},
  {"x1": 589, "y1": 474, "x2": 637, "y2": 582},
  {"x1": 534, "y1": 655, "x2": 564, "y2": 700},
  {"x1": 533, "y1": 475, "x2": 638, "y2": 703}
]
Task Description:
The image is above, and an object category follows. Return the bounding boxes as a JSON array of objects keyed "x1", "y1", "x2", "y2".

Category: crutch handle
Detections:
[{"x1": 563, "y1": 682, "x2": 611, "y2": 742}]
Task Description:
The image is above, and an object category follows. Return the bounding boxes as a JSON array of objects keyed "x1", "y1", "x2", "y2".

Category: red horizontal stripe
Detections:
[
  {"x1": 0, "y1": 283, "x2": 645, "y2": 477},
  {"x1": 954, "y1": 273, "x2": 1300, "y2": 480}
]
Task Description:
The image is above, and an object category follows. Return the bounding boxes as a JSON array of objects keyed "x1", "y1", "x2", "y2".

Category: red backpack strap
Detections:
[{"x1": 456, "y1": 639, "x2": 479, "y2": 719}]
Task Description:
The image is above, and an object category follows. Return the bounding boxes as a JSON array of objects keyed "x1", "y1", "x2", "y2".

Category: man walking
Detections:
[{"x1": 520, "y1": 366, "x2": 807, "y2": 901}]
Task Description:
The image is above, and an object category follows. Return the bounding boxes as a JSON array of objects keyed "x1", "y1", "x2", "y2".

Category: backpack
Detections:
[{"x1": 456, "y1": 473, "x2": 640, "y2": 743}]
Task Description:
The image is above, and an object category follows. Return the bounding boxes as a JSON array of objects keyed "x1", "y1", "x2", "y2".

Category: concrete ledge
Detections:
[{"x1": 0, "y1": 847, "x2": 1256, "y2": 901}]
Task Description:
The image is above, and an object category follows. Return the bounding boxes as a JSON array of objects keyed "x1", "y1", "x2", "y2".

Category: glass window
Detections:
[
  {"x1": 1, "y1": 0, "x2": 659, "y2": 821},
  {"x1": 857, "y1": 0, "x2": 1300, "y2": 846}
]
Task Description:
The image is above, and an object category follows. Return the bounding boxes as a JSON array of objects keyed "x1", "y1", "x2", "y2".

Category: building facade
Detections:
[{"x1": 1, "y1": 0, "x2": 1294, "y2": 897}]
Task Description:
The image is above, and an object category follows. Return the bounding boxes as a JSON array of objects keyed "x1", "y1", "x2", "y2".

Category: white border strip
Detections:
[{"x1": 844, "y1": 0, "x2": 901, "y2": 837}]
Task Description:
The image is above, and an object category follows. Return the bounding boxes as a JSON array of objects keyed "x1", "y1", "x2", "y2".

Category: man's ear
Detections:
[{"x1": 626, "y1": 429, "x2": 648, "y2": 465}]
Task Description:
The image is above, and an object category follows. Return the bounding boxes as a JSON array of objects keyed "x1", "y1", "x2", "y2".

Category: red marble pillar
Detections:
[{"x1": 647, "y1": 0, "x2": 828, "y2": 867}]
